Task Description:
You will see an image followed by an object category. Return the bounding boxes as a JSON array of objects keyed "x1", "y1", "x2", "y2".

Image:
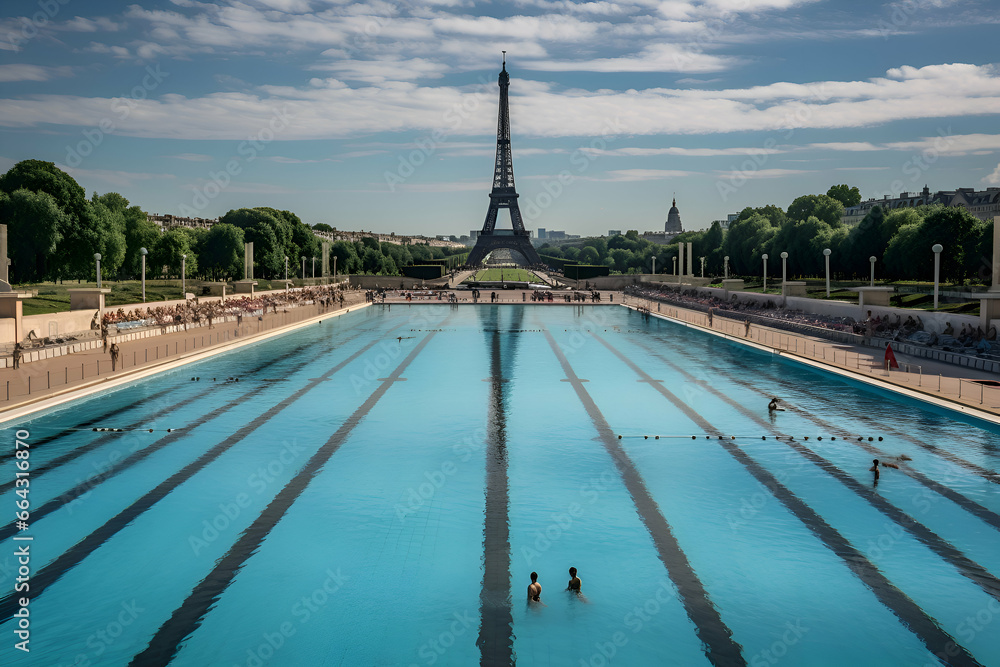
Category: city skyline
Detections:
[{"x1": 1, "y1": 0, "x2": 998, "y2": 237}]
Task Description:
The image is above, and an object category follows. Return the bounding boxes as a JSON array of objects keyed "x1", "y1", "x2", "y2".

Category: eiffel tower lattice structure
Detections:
[{"x1": 466, "y1": 54, "x2": 542, "y2": 268}]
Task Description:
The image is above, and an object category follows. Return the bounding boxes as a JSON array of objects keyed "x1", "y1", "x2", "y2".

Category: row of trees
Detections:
[
  {"x1": 540, "y1": 185, "x2": 990, "y2": 283},
  {"x1": 0, "y1": 160, "x2": 463, "y2": 283}
]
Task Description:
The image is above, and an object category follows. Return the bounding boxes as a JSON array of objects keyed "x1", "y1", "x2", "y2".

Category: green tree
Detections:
[
  {"x1": 722, "y1": 213, "x2": 777, "y2": 274},
  {"x1": 123, "y1": 208, "x2": 160, "y2": 278},
  {"x1": 0, "y1": 159, "x2": 100, "y2": 279},
  {"x1": 787, "y1": 194, "x2": 844, "y2": 228},
  {"x1": 312, "y1": 222, "x2": 334, "y2": 233},
  {"x1": 88, "y1": 195, "x2": 127, "y2": 279},
  {"x1": 579, "y1": 246, "x2": 600, "y2": 264},
  {"x1": 0, "y1": 189, "x2": 66, "y2": 282},
  {"x1": 827, "y1": 184, "x2": 862, "y2": 208},
  {"x1": 201, "y1": 223, "x2": 245, "y2": 280},
  {"x1": 151, "y1": 229, "x2": 196, "y2": 278}
]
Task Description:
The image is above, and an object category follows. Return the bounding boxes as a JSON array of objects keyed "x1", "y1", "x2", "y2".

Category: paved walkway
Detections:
[
  {"x1": 626, "y1": 295, "x2": 1000, "y2": 421},
  {"x1": 0, "y1": 293, "x2": 367, "y2": 416}
]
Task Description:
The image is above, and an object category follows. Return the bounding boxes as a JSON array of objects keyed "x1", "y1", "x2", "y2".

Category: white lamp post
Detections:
[
  {"x1": 700, "y1": 256, "x2": 705, "y2": 278},
  {"x1": 181, "y1": 253, "x2": 187, "y2": 298},
  {"x1": 333, "y1": 255, "x2": 337, "y2": 283},
  {"x1": 302, "y1": 256, "x2": 306, "y2": 280},
  {"x1": 724, "y1": 256, "x2": 729, "y2": 280},
  {"x1": 312, "y1": 257, "x2": 316, "y2": 278},
  {"x1": 780, "y1": 251, "x2": 788, "y2": 284},
  {"x1": 651, "y1": 256, "x2": 656, "y2": 275},
  {"x1": 869, "y1": 255, "x2": 876, "y2": 287},
  {"x1": 140, "y1": 247, "x2": 148, "y2": 302},
  {"x1": 672, "y1": 256, "x2": 677, "y2": 276},
  {"x1": 284, "y1": 256, "x2": 289, "y2": 290},
  {"x1": 932, "y1": 243, "x2": 943, "y2": 310},
  {"x1": 762, "y1": 253, "x2": 768, "y2": 293},
  {"x1": 823, "y1": 248, "x2": 831, "y2": 297},
  {"x1": 94, "y1": 253, "x2": 102, "y2": 288}
]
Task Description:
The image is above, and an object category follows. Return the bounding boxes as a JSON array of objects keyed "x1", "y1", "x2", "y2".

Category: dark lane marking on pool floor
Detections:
[
  {"x1": 594, "y1": 333, "x2": 983, "y2": 667},
  {"x1": 625, "y1": 335, "x2": 1000, "y2": 606},
  {"x1": 542, "y1": 329, "x2": 747, "y2": 667},
  {"x1": 0, "y1": 341, "x2": 313, "y2": 496},
  {"x1": 0, "y1": 333, "x2": 396, "y2": 622},
  {"x1": 0, "y1": 386, "x2": 177, "y2": 463},
  {"x1": 662, "y1": 342, "x2": 1000, "y2": 532},
  {"x1": 0, "y1": 330, "x2": 381, "y2": 542},
  {"x1": 130, "y1": 329, "x2": 443, "y2": 666},
  {"x1": 477, "y1": 309, "x2": 520, "y2": 667},
  {"x1": 655, "y1": 330, "x2": 1000, "y2": 486}
]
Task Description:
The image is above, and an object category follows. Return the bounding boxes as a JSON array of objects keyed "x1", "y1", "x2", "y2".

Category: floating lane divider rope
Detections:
[{"x1": 615, "y1": 435, "x2": 887, "y2": 441}]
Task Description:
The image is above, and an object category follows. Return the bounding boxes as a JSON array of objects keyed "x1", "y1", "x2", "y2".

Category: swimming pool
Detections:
[{"x1": 1, "y1": 304, "x2": 999, "y2": 666}]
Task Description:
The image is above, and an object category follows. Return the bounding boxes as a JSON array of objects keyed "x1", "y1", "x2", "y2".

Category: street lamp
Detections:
[
  {"x1": 823, "y1": 248, "x2": 832, "y2": 297},
  {"x1": 140, "y1": 247, "x2": 148, "y2": 302},
  {"x1": 762, "y1": 253, "x2": 768, "y2": 293},
  {"x1": 724, "y1": 256, "x2": 729, "y2": 280},
  {"x1": 700, "y1": 256, "x2": 705, "y2": 278},
  {"x1": 94, "y1": 253, "x2": 102, "y2": 288},
  {"x1": 651, "y1": 256, "x2": 656, "y2": 275},
  {"x1": 672, "y1": 256, "x2": 677, "y2": 276},
  {"x1": 869, "y1": 255, "x2": 877, "y2": 287},
  {"x1": 932, "y1": 243, "x2": 943, "y2": 310},
  {"x1": 780, "y1": 251, "x2": 788, "y2": 284},
  {"x1": 312, "y1": 257, "x2": 316, "y2": 279},
  {"x1": 181, "y1": 253, "x2": 187, "y2": 298},
  {"x1": 333, "y1": 255, "x2": 338, "y2": 283},
  {"x1": 302, "y1": 256, "x2": 306, "y2": 281},
  {"x1": 284, "y1": 256, "x2": 289, "y2": 291}
]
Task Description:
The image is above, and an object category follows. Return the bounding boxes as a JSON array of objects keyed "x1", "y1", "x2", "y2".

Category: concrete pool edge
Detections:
[
  {"x1": 629, "y1": 304, "x2": 1000, "y2": 427},
  {"x1": 0, "y1": 302, "x2": 372, "y2": 425}
]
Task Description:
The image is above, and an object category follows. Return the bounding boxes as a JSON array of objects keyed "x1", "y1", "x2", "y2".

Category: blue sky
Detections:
[{"x1": 1, "y1": 0, "x2": 998, "y2": 237}]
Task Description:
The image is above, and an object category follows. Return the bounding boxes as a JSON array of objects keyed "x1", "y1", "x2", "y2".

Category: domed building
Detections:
[{"x1": 665, "y1": 198, "x2": 683, "y2": 234}]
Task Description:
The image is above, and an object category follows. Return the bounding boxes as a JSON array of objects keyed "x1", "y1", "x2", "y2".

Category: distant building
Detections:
[
  {"x1": 842, "y1": 186, "x2": 1000, "y2": 225},
  {"x1": 665, "y1": 198, "x2": 683, "y2": 234},
  {"x1": 536, "y1": 228, "x2": 546, "y2": 240},
  {"x1": 148, "y1": 213, "x2": 216, "y2": 231},
  {"x1": 608, "y1": 230, "x2": 622, "y2": 236},
  {"x1": 639, "y1": 198, "x2": 685, "y2": 245}
]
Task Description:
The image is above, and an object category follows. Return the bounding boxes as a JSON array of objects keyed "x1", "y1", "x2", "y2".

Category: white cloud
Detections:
[
  {"x1": 0, "y1": 65, "x2": 72, "y2": 82},
  {"x1": 58, "y1": 166, "x2": 176, "y2": 189},
  {"x1": 167, "y1": 153, "x2": 214, "y2": 161},
  {"x1": 983, "y1": 163, "x2": 1000, "y2": 186},
  {"x1": 586, "y1": 168, "x2": 696, "y2": 181}
]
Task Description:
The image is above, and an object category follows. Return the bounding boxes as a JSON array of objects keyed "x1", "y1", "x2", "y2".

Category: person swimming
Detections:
[
  {"x1": 768, "y1": 398, "x2": 785, "y2": 412},
  {"x1": 567, "y1": 567, "x2": 581, "y2": 592},
  {"x1": 870, "y1": 458, "x2": 880, "y2": 482},
  {"x1": 527, "y1": 572, "x2": 542, "y2": 602}
]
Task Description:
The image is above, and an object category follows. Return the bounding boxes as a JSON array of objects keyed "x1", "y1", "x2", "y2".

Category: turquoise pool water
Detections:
[{"x1": 1, "y1": 304, "x2": 999, "y2": 666}]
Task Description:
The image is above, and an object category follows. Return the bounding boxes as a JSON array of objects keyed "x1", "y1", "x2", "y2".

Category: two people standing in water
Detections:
[{"x1": 528, "y1": 567, "x2": 586, "y2": 605}]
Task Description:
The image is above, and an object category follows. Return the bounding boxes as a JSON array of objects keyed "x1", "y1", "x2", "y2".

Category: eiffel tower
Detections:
[{"x1": 466, "y1": 53, "x2": 542, "y2": 267}]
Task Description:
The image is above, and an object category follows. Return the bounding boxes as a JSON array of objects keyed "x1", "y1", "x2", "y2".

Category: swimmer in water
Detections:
[
  {"x1": 870, "y1": 459, "x2": 880, "y2": 483},
  {"x1": 528, "y1": 572, "x2": 542, "y2": 602},
  {"x1": 567, "y1": 567, "x2": 581, "y2": 592},
  {"x1": 768, "y1": 398, "x2": 785, "y2": 412}
]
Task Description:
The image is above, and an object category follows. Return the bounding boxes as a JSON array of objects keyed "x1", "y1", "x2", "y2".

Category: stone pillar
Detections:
[
  {"x1": 0, "y1": 224, "x2": 9, "y2": 286},
  {"x1": 687, "y1": 243, "x2": 694, "y2": 277},
  {"x1": 322, "y1": 242, "x2": 330, "y2": 278},
  {"x1": 991, "y1": 216, "x2": 1000, "y2": 292},
  {"x1": 244, "y1": 242, "x2": 254, "y2": 280}
]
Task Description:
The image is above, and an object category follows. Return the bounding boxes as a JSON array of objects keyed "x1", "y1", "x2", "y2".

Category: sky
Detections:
[{"x1": 0, "y1": 0, "x2": 998, "y2": 238}]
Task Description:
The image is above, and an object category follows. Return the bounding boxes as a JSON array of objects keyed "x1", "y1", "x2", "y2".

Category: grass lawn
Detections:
[{"x1": 467, "y1": 268, "x2": 540, "y2": 283}]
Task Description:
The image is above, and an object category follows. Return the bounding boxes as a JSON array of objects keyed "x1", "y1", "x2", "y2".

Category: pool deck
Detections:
[
  {"x1": 1, "y1": 290, "x2": 997, "y2": 425},
  {"x1": 625, "y1": 295, "x2": 1000, "y2": 424},
  {"x1": 0, "y1": 293, "x2": 369, "y2": 423}
]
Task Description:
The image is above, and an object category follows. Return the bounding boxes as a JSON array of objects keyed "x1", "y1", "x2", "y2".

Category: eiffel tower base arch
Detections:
[{"x1": 466, "y1": 233, "x2": 541, "y2": 267}]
